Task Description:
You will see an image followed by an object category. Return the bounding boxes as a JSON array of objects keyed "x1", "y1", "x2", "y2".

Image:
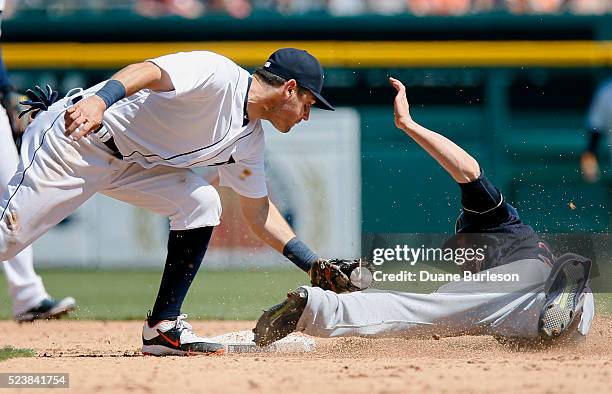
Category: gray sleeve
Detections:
[{"x1": 588, "y1": 81, "x2": 612, "y2": 132}]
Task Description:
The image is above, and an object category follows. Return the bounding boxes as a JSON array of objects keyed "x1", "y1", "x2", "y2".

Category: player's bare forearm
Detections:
[
  {"x1": 111, "y1": 62, "x2": 174, "y2": 96},
  {"x1": 401, "y1": 120, "x2": 480, "y2": 183},
  {"x1": 389, "y1": 77, "x2": 480, "y2": 184},
  {"x1": 239, "y1": 196, "x2": 296, "y2": 254},
  {"x1": 581, "y1": 130, "x2": 601, "y2": 183}
]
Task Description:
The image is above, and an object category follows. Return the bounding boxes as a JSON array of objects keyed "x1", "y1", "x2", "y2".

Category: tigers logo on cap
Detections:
[{"x1": 262, "y1": 48, "x2": 334, "y2": 111}]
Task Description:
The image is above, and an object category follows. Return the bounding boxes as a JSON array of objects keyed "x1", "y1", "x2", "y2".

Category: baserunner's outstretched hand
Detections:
[
  {"x1": 389, "y1": 77, "x2": 412, "y2": 129},
  {"x1": 388, "y1": 76, "x2": 480, "y2": 183}
]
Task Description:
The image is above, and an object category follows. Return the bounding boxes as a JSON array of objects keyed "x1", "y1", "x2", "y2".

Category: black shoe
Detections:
[
  {"x1": 14, "y1": 297, "x2": 77, "y2": 322},
  {"x1": 539, "y1": 260, "x2": 588, "y2": 339},
  {"x1": 253, "y1": 288, "x2": 308, "y2": 347}
]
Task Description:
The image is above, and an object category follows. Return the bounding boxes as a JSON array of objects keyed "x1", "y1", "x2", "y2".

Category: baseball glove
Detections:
[
  {"x1": 1, "y1": 84, "x2": 59, "y2": 148},
  {"x1": 18, "y1": 84, "x2": 59, "y2": 120},
  {"x1": 309, "y1": 258, "x2": 373, "y2": 293}
]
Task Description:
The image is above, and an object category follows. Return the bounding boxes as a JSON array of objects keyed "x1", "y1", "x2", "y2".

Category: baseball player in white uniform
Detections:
[
  {"x1": 0, "y1": 47, "x2": 352, "y2": 355},
  {"x1": 254, "y1": 77, "x2": 595, "y2": 346},
  {"x1": 0, "y1": 0, "x2": 75, "y2": 322}
]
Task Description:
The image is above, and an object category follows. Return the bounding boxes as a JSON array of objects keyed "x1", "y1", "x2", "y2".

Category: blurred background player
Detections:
[
  {"x1": 580, "y1": 77, "x2": 612, "y2": 183},
  {"x1": 0, "y1": 0, "x2": 76, "y2": 321}
]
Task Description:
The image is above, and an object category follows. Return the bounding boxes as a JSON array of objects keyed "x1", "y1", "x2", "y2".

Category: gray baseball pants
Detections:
[{"x1": 296, "y1": 259, "x2": 594, "y2": 340}]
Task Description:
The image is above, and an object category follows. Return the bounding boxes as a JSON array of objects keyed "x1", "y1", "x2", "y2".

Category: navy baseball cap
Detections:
[{"x1": 263, "y1": 48, "x2": 334, "y2": 111}]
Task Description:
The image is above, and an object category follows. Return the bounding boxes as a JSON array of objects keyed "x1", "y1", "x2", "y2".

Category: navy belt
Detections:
[{"x1": 102, "y1": 137, "x2": 122, "y2": 160}]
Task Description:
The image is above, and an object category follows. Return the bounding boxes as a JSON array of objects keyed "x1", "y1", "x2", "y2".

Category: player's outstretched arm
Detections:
[
  {"x1": 239, "y1": 196, "x2": 297, "y2": 255},
  {"x1": 239, "y1": 196, "x2": 366, "y2": 292},
  {"x1": 239, "y1": 196, "x2": 319, "y2": 272},
  {"x1": 64, "y1": 62, "x2": 174, "y2": 141},
  {"x1": 389, "y1": 77, "x2": 480, "y2": 184}
]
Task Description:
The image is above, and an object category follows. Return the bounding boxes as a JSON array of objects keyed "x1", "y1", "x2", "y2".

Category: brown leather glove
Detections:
[{"x1": 309, "y1": 258, "x2": 373, "y2": 293}]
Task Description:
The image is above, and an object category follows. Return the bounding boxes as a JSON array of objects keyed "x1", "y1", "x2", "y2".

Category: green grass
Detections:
[
  {"x1": 0, "y1": 268, "x2": 610, "y2": 320},
  {"x1": 0, "y1": 268, "x2": 306, "y2": 320},
  {"x1": 0, "y1": 347, "x2": 36, "y2": 362}
]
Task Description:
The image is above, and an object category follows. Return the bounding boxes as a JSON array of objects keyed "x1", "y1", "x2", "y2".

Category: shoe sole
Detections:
[
  {"x1": 142, "y1": 344, "x2": 225, "y2": 356},
  {"x1": 539, "y1": 262, "x2": 586, "y2": 339},
  {"x1": 15, "y1": 297, "x2": 77, "y2": 323},
  {"x1": 253, "y1": 291, "x2": 306, "y2": 347}
]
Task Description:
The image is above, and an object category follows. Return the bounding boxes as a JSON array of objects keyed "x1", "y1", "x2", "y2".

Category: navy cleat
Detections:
[
  {"x1": 253, "y1": 287, "x2": 308, "y2": 347},
  {"x1": 14, "y1": 297, "x2": 77, "y2": 322}
]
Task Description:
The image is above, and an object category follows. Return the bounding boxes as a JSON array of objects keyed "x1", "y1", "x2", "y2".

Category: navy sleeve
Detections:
[
  {"x1": 456, "y1": 171, "x2": 522, "y2": 232},
  {"x1": 0, "y1": 50, "x2": 10, "y2": 91}
]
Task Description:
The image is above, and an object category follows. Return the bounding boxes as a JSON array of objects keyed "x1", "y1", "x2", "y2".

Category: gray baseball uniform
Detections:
[{"x1": 293, "y1": 174, "x2": 595, "y2": 340}]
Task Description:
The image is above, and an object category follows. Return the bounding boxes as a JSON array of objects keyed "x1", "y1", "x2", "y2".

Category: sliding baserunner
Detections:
[{"x1": 254, "y1": 77, "x2": 595, "y2": 345}]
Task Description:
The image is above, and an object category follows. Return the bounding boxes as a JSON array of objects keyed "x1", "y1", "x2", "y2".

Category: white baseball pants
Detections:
[
  {"x1": 0, "y1": 94, "x2": 222, "y2": 264},
  {"x1": 297, "y1": 259, "x2": 595, "y2": 340},
  {"x1": 0, "y1": 105, "x2": 49, "y2": 316}
]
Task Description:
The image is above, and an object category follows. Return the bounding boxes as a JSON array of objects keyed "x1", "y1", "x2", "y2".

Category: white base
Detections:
[{"x1": 211, "y1": 330, "x2": 316, "y2": 353}]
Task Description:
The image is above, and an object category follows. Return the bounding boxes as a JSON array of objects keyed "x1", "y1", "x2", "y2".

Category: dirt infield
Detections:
[{"x1": 1, "y1": 317, "x2": 611, "y2": 394}]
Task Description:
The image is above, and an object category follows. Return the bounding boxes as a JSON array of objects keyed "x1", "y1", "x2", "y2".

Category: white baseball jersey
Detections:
[
  {"x1": 1, "y1": 51, "x2": 273, "y2": 262},
  {"x1": 92, "y1": 51, "x2": 268, "y2": 198}
]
